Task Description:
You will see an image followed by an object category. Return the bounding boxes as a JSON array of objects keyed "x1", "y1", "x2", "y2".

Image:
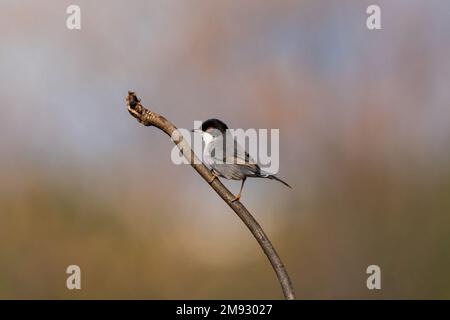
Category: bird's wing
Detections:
[
  {"x1": 224, "y1": 134, "x2": 261, "y2": 175},
  {"x1": 233, "y1": 140, "x2": 256, "y2": 164},
  {"x1": 207, "y1": 133, "x2": 261, "y2": 177},
  {"x1": 210, "y1": 133, "x2": 256, "y2": 163}
]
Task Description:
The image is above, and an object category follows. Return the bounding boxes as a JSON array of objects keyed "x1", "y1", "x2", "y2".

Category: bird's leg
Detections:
[
  {"x1": 232, "y1": 178, "x2": 246, "y2": 202},
  {"x1": 208, "y1": 171, "x2": 220, "y2": 184}
]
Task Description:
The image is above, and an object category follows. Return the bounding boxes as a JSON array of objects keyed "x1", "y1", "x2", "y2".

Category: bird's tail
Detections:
[
  {"x1": 267, "y1": 175, "x2": 292, "y2": 188},
  {"x1": 256, "y1": 172, "x2": 291, "y2": 189}
]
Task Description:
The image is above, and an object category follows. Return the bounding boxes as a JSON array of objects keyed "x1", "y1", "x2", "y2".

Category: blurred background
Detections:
[{"x1": 1, "y1": 0, "x2": 450, "y2": 299}]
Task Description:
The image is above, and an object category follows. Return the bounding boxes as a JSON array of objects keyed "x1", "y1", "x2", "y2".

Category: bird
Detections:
[{"x1": 192, "y1": 118, "x2": 291, "y2": 202}]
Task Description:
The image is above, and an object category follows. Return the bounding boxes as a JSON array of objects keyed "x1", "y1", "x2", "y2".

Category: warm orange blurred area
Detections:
[{"x1": 1, "y1": 1, "x2": 450, "y2": 299}]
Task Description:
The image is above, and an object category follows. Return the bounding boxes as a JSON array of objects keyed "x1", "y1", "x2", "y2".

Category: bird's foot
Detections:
[
  {"x1": 231, "y1": 194, "x2": 241, "y2": 202},
  {"x1": 208, "y1": 173, "x2": 219, "y2": 184}
]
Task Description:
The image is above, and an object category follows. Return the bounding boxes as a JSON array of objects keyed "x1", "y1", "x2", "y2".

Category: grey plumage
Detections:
[{"x1": 196, "y1": 119, "x2": 291, "y2": 201}]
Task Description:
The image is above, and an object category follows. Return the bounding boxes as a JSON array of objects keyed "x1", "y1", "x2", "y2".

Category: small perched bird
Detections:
[{"x1": 193, "y1": 118, "x2": 291, "y2": 202}]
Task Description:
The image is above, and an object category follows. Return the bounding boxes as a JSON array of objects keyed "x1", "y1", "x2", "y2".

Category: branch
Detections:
[{"x1": 126, "y1": 91, "x2": 296, "y2": 300}]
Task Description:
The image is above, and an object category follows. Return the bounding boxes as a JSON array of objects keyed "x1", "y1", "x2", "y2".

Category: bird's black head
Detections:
[{"x1": 201, "y1": 119, "x2": 229, "y2": 135}]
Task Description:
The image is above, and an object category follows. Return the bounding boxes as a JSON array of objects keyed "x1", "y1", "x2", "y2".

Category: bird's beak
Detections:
[{"x1": 191, "y1": 129, "x2": 202, "y2": 133}]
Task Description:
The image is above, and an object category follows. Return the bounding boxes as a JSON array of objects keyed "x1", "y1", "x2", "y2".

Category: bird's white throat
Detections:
[
  {"x1": 201, "y1": 132, "x2": 215, "y2": 147},
  {"x1": 202, "y1": 132, "x2": 216, "y2": 166}
]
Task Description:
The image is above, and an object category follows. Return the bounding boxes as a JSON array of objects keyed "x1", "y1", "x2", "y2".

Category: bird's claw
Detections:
[
  {"x1": 208, "y1": 171, "x2": 220, "y2": 184},
  {"x1": 208, "y1": 175, "x2": 217, "y2": 184}
]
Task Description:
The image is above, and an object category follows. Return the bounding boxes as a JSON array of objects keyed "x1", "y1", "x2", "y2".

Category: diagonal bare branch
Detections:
[{"x1": 125, "y1": 91, "x2": 296, "y2": 300}]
